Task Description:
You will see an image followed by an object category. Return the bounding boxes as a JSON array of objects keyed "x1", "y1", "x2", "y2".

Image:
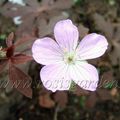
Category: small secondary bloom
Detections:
[
  {"x1": 9, "y1": 0, "x2": 25, "y2": 6},
  {"x1": 32, "y1": 19, "x2": 108, "y2": 92},
  {"x1": 13, "y1": 16, "x2": 22, "y2": 25}
]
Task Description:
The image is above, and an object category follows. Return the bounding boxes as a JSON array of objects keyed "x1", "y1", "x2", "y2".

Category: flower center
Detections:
[
  {"x1": 68, "y1": 56, "x2": 73, "y2": 63},
  {"x1": 64, "y1": 51, "x2": 76, "y2": 64}
]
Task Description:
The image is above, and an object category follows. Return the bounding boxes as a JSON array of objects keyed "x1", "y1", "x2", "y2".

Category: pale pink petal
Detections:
[
  {"x1": 54, "y1": 19, "x2": 79, "y2": 52},
  {"x1": 40, "y1": 62, "x2": 71, "y2": 92},
  {"x1": 76, "y1": 33, "x2": 108, "y2": 60},
  {"x1": 69, "y1": 61, "x2": 99, "y2": 91},
  {"x1": 32, "y1": 37, "x2": 63, "y2": 65}
]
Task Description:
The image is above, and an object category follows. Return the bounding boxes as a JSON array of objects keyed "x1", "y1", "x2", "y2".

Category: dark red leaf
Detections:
[
  {"x1": 53, "y1": 0, "x2": 74, "y2": 10},
  {"x1": 6, "y1": 32, "x2": 14, "y2": 47},
  {"x1": 39, "y1": 93, "x2": 55, "y2": 108},
  {"x1": 25, "y1": 0, "x2": 39, "y2": 7},
  {"x1": 1, "y1": 2, "x2": 32, "y2": 17},
  {"x1": 78, "y1": 24, "x2": 89, "y2": 39},
  {"x1": 73, "y1": 85, "x2": 90, "y2": 96},
  {"x1": 1, "y1": 0, "x2": 73, "y2": 37},
  {"x1": 9, "y1": 63, "x2": 32, "y2": 98},
  {"x1": 97, "y1": 89, "x2": 112, "y2": 101},
  {"x1": 92, "y1": 13, "x2": 114, "y2": 40},
  {"x1": 54, "y1": 91, "x2": 68, "y2": 108},
  {"x1": 11, "y1": 54, "x2": 33, "y2": 64},
  {"x1": 41, "y1": 0, "x2": 74, "y2": 10},
  {"x1": 0, "y1": 59, "x2": 8, "y2": 73},
  {"x1": 15, "y1": 35, "x2": 35, "y2": 47},
  {"x1": 85, "y1": 92, "x2": 98, "y2": 108}
]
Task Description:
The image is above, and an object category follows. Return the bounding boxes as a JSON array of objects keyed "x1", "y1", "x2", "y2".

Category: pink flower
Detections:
[{"x1": 32, "y1": 19, "x2": 108, "y2": 92}]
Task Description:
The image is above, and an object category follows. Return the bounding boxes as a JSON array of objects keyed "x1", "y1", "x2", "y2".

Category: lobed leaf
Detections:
[
  {"x1": 11, "y1": 53, "x2": 33, "y2": 64},
  {"x1": 9, "y1": 63, "x2": 32, "y2": 98}
]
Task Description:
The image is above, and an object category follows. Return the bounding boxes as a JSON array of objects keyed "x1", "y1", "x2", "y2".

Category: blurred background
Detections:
[{"x1": 0, "y1": 0, "x2": 120, "y2": 120}]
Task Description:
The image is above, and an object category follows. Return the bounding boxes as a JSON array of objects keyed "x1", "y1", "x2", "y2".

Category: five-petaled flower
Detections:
[{"x1": 32, "y1": 19, "x2": 108, "y2": 92}]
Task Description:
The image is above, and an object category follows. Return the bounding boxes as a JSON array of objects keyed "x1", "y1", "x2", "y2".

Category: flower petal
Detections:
[
  {"x1": 40, "y1": 62, "x2": 71, "y2": 92},
  {"x1": 54, "y1": 19, "x2": 79, "y2": 51},
  {"x1": 77, "y1": 33, "x2": 108, "y2": 60},
  {"x1": 69, "y1": 61, "x2": 99, "y2": 91},
  {"x1": 32, "y1": 37, "x2": 63, "y2": 65}
]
